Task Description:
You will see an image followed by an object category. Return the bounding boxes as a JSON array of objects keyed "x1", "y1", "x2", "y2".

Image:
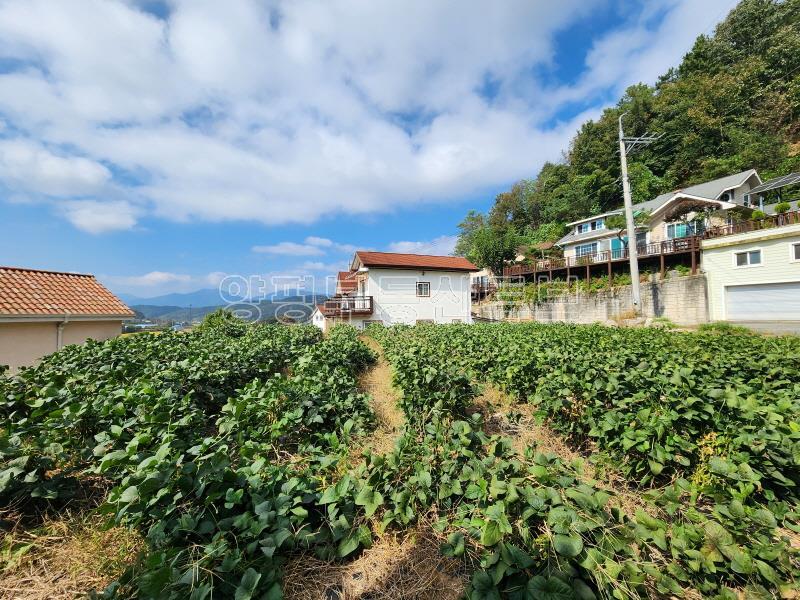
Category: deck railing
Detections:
[
  {"x1": 323, "y1": 295, "x2": 373, "y2": 315},
  {"x1": 702, "y1": 209, "x2": 800, "y2": 238},
  {"x1": 504, "y1": 237, "x2": 699, "y2": 276},
  {"x1": 503, "y1": 209, "x2": 800, "y2": 277}
]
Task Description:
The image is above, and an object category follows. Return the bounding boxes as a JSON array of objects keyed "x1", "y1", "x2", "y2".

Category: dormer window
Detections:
[{"x1": 576, "y1": 219, "x2": 605, "y2": 234}]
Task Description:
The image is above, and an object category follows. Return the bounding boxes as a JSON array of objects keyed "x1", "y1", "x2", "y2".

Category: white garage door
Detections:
[{"x1": 726, "y1": 282, "x2": 800, "y2": 321}]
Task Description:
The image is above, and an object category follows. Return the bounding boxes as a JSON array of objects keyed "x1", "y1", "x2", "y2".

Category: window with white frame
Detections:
[
  {"x1": 792, "y1": 242, "x2": 800, "y2": 262},
  {"x1": 734, "y1": 249, "x2": 762, "y2": 267},
  {"x1": 592, "y1": 219, "x2": 605, "y2": 230},
  {"x1": 577, "y1": 222, "x2": 590, "y2": 233},
  {"x1": 575, "y1": 242, "x2": 598, "y2": 257},
  {"x1": 416, "y1": 281, "x2": 431, "y2": 297}
]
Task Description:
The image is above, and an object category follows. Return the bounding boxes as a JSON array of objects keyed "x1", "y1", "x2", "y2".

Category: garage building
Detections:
[{"x1": 702, "y1": 223, "x2": 800, "y2": 325}]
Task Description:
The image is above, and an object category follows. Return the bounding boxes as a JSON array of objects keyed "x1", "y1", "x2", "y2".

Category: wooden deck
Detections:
[
  {"x1": 503, "y1": 236, "x2": 701, "y2": 279},
  {"x1": 502, "y1": 209, "x2": 800, "y2": 281}
]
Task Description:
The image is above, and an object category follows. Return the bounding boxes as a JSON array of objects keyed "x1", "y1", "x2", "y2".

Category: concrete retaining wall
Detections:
[{"x1": 475, "y1": 273, "x2": 709, "y2": 326}]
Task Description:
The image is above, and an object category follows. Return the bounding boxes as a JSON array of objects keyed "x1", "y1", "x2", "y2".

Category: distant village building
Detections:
[
  {"x1": 0, "y1": 266, "x2": 134, "y2": 372},
  {"x1": 311, "y1": 251, "x2": 477, "y2": 331}
]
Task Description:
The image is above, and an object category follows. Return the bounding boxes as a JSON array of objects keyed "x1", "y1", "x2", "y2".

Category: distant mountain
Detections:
[
  {"x1": 119, "y1": 288, "x2": 241, "y2": 308},
  {"x1": 130, "y1": 305, "x2": 186, "y2": 319},
  {"x1": 119, "y1": 287, "x2": 317, "y2": 308},
  {"x1": 131, "y1": 294, "x2": 328, "y2": 323}
]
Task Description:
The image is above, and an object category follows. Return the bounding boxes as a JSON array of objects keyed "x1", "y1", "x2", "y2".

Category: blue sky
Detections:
[{"x1": 0, "y1": 0, "x2": 738, "y2": 299}]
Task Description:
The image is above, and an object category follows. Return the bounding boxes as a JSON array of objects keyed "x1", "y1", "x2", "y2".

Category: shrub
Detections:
[
  {"x1": 197, "y1": 308, "x2": 248, "y2": 337},
  {"x1": 674, "y1": 264, "x2": 691, "y2": 276},
  {"x1": 751, "y1": 209, "x2": 767, "y2": 220},
  {"x1": 697, "y1": 321, "x2": 753, "y2": 335},
  {"x1": 651, "y1": 316, "x2": 677, "y2": 329},
  {"x1": 775, "y1": 201, "x2": 791, "y2": 214}
]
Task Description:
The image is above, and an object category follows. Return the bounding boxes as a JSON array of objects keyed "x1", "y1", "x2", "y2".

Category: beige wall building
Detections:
[
  {"x1": 702, "y1": 223, "x2": 800, "y2": 322},
  {"x1": 0, "y1": 266, "x2": 134, "y2": 372}
]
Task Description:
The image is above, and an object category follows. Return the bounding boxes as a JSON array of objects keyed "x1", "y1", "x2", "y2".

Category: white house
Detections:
[
  {"x1": 702, "y1": 222, "x2": 800, "y2": 323},
  {"x1": 311, "y1": 251, "x2": 478, "y2": 331}
]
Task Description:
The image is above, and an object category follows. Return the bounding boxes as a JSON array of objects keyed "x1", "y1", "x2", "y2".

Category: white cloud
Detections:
[
  {"x1": 305, "y1": 236, "x2": 359, "y2": 254},
  {"x1": 387, "y1": 235, "x2": 459, "y2": 256},
  {"x1": 300, "y1": 260, "x2": 349, "y2": 272},
  {"x1": 60, "y1": 200, "x2": 138, "y2": 233},
  {"x1": 104, "y1": 269, "x2": 243, "y2": 295},
  {"x1": 204, "y1": 271, "x2": 229, "y2": 286},
  {"x1": 252, "y1": 241, "x2": 325, "y2": 256},
  {"x1": 113, "y1": 271, "x2": 193, "y2": 287},
  {"x1": 0, "y1": 139, "x2": 111, "y2": 196},
  {"x1": 0, "y1": 0, "x2": 736, "y2": 231},
  {"x1": 305, "y1": 236, "x2": 333, "y2": 247}
]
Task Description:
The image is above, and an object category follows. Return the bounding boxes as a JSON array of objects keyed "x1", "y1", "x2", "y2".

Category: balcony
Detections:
[{"x1": 323, "y1": 295, "x2": 374, "y2": 316}]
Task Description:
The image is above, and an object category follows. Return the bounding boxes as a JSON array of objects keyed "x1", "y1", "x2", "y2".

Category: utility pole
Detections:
[{"x1": 618, "y1": 113, "x2": 660, "y2": 314}]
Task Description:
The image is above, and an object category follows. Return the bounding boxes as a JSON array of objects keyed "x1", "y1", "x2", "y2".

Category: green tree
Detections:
[
  {"x1": 467, "y1": 225, "x2": 519, "y2": 274},
  {"x1": 454, "y1": 210, "x2": 486, "y2": 258}
]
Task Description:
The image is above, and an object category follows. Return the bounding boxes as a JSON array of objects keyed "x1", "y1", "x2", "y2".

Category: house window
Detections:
[
  {"x1": 667, "y1": 221, "x2": 704, "y2": 239},
  {"x1": 577, "y1": 223, "x2": 590, "y2": 233},
  {"x1": 734, "y1": 249, "x2": 762, "y2": 267},
  {"x1": 416, "y1": 281, "x2": 431, "y2": 297},
  {"x1": 792, "y1": 243, "x2": 800, "y2": 262},
  {"x1": 575, "y1": 242, "x2": 598, "y2": 257},
  {"x1": 592, "y1": 219, "x2": 605, "y2": 231}
]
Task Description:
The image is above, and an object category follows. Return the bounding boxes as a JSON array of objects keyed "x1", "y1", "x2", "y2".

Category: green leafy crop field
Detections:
[{"x1": 1, "y1": 321, "x2": 798, "y2": 599}]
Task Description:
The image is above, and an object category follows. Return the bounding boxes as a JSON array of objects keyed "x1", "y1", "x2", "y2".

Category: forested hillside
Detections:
[{"x1": 456, "y1": 0, "x2": 800, "y2": 272}]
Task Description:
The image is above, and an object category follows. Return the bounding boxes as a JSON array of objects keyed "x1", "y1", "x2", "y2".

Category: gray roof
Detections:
[
  {"x1": 748, "y1": 172, "x2": 800, "y2": 195},
  {"x1": 627, "y1": 170, "x2": 758, "y2": 214},
  {"x1": 556, "y1": 170, "x2": 760, "y2": 247},
  {"x1": 680, "y1": 169, "x2": 759, "y2": 199},
  {"x1": 555, "y1": 228, "x2": 621, "y2": 246}
]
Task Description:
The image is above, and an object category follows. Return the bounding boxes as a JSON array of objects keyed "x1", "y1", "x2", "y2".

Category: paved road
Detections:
[{"x1": 730, "y1": 321, "x2": 800, "y2": 336}]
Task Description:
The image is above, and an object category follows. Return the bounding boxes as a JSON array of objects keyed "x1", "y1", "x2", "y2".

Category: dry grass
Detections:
[
  {"x1": 358, "y1": 336, "x2": 405, "y2": 455},
  {"x1": 0, "y1": 510, "x2": 144, "y2": 600},
  {"x1": 283, "y1": 526, "x2": 468, "y2": 600},
  {"x1": 470, "y1": 383, "x2": 583, "y2": 464},
  {"x1": 471, "y1": 382, "x2": 656, "y2": 518}
]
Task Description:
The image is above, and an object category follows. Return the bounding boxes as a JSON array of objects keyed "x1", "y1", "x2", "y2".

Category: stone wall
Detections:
[{"x1": 474, "y1": 273, "x2": 709, "y2": 326}]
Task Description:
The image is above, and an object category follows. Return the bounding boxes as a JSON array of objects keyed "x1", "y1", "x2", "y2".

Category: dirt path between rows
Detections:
[
  {"x1": 357, "y1": 336, "x2": 405, "y2": 455},
  {"x1": 283, "y1": 337, "x2": 468, "y2": 600}
]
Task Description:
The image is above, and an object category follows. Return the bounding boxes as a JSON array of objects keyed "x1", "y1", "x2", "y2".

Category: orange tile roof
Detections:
[
  {"x1": 0, "y1": 266, "x2": 135, "y2": 318},
  {"x1": 336, "y1": 270, "x2": 358, "y2": 293},
  {"x1": 354, "y1": 251, "x2": 477, "y2": 271},
  {"x1": 316, "y1": 303, "x2": 337, "y2": 317}
]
